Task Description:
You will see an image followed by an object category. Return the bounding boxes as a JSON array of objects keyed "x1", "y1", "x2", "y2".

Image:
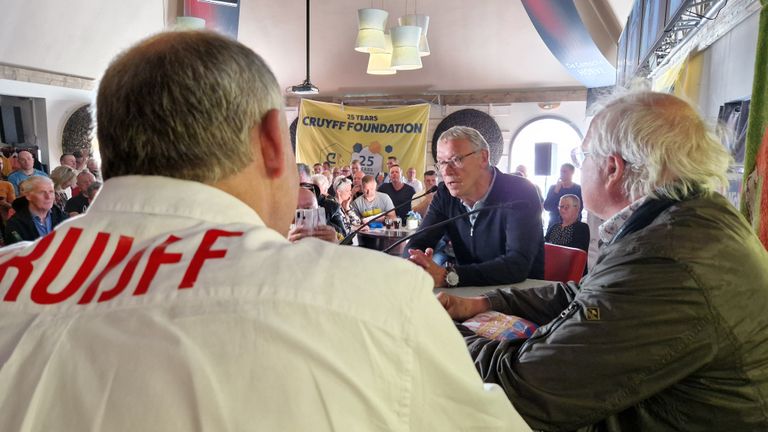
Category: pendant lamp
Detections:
[
  {"x1": 398, "y1": 14, "x2": 429, "y2": 56},
  {"x1": 355, "y1": 8, "x2": 389, "y2": 53},
  {"x1": 367, "y1": 34, "x2": 396, "y2": 75},
  {"x1": 390, "y1": 25, "x2": 422, "y2": 70}
]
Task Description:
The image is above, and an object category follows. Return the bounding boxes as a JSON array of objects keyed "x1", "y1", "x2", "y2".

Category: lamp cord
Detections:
[{"x1": 305, "y1": 0, "x2": 311, "y2": 83}]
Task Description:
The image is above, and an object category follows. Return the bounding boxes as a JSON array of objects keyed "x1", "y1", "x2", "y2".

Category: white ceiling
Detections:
[{"x1": 0, "y1": 0, "x2": 632, "y2": 97}]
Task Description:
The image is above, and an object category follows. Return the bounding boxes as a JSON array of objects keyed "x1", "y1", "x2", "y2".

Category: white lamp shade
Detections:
[
  {"x1": 367, "y1": 34, "x2": 396, "y2": 75},
  {"x1": 355, "y1": 8, "x2": 388, "y2": 53},
  {"x1": 175, "y1": 16, "x2": 206, "y2": 30},
  {"x1": 390, "y1": 25, "x2": 422, "y2": 70},
  {"x1": 398, "y1": 14, "x2": 430, "y2": 56}
]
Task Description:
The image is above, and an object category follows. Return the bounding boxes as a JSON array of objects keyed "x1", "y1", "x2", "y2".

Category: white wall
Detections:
[
  {"x1": 698, "y1": 12, "x2": 760, "y2": 120},
  {"x1": 0, "y1": 80, "x2": 94, "y2": 170},
  {"x1": 0, "y1": 0, "x2": 165, "y2": 79}
]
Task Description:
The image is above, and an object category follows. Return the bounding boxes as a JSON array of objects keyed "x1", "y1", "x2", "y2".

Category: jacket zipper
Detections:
[{"x1": 517, "y1": 301, "x2": 580, "y2": 356}]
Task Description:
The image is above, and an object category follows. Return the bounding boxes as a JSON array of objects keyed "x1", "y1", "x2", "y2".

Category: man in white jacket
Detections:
[{"x1": 0, "y1": 31, "x2": 529, "y2": 431}]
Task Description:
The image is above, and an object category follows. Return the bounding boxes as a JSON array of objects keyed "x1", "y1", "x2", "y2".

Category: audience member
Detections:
[
  {"x1": 50, "y1": 165, "x2": 78, "y2": 211},
  {"x1": 404, "y1": 167, "x2": 424, "y2": 193},
  {"x1": 340, "y1": 164, "x2": 351, "y2": 177},
  {"x1": 412, "y1": 169, "x2": 438, "y2": 218},
  {"x1": 351, "y1": 169, "x2": 365, "y2": 199},
  {"x1": 60, "y1": 153, "x2": 77, "y2": 169},
  {"x1": 545, "y1": 194, "x2": 590, "y2": 252},
  {"x1": 64, "y1": 170, "x2": 96, "y2": 216},
  {"x1": 331, "y1": 176, "x2": 362, "y2": 234},
  {"x1": 7, "y1": 150, "x2": 48, "y2": 194},
  {"x1": 3, "y1": 176, "x2": 67, "y2": 244},
  {"x1": 349, "y1": 159, "x2": 362, "y2": 177},
  {"x1": 377, "y1": 164, "x2": 416, "y2": 222},
  {"x1": 407, "y1": 126, "x2": 544, "y2": 287},
  {"x1": 287, "y1": 187, "x2": 339, "y2": 243},
  {"x1": 86, "y1": 157, "x2": 102, "y2": 180},
  {"x1": 0, "y1": 31, "x2": 527, "y2": 431},
  {"x1": 311, "y1": 173, "x2": 346, "y2": 235},
  {"x1": 351, "y1": 174, "x2": 396, "y2": 223},
  {"x1": 312, "y1": 162, "x2": 323, "y2": 174},
  {"x1": 543, "y1": 163, "x2": 582, "y2": 229},
  {"x1": 73, "y1": 149, "x2": 88, "y2": 171},
  {"x1": 0, "y1": 158, "x2": 15, "y2": 204},
  {"x1": 377, "y1": 156, "x2": 398, "y2": 185},
  {"x1": 437, "y1": 91, "x2": 768, "y2": 431}
]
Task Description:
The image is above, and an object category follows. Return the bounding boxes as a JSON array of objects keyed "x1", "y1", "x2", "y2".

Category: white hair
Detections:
[
  {"x1": 311, "y1": 174, "x2": 329, "y2": 195},
  {"x1": 586, "y1": 91, "x2": 731, "y2": 201},
  {"x1": 438, "y1": 126, "x2": 489, "y2": 152}
]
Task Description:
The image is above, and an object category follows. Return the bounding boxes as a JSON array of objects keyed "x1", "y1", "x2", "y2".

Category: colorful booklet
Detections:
[{"x1": 462, "y1": 311, "x2": 538, "y2": 341}]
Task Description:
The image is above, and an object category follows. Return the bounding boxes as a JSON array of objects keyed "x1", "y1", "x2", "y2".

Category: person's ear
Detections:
[
  {"x1": 257, "y1": 109, "x2": 287, "y2": 179},
  {"x1": 603, "y1": 154, "x2": 626, "y2": 190}
]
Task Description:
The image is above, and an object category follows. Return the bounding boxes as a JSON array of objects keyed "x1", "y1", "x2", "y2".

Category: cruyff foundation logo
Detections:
[{"x1": 351, "y1": 140, "x2": 396, "y2": 177}]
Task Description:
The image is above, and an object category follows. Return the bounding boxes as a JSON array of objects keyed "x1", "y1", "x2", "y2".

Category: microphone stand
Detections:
[
  {"x1": 381, "y1": 202, "x2": 529, "y2": 254},
  {"x1": 339, "y1": 185, "x2": 437, "y2": 246}
]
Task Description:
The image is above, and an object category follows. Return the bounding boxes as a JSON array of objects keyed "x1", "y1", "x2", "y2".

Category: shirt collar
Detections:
[
  {"x1": 89, "y1": 175, "x2": 266, "y2": 226},
  {"x1": 598, "y1": 196, "x2": 648, "y2": 244}
]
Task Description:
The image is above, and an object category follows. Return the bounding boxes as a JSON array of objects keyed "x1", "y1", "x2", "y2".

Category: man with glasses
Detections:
[
  {"x1": 437, "y1": 91, "x2": 768, "y2": 430},
  {"x1": 407, "y1": 126, "x2": 544, "y2": 287}
]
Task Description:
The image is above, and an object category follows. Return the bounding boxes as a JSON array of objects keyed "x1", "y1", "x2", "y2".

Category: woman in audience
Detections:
[
  {"x1": 50, "y1": 165, "x2": 78, "y2": 212},
  {"x1": 332, "y1": 176, "x2": 362, "y2": 234},
  {"x1": 545, "y1": 194, "x2": 590, "y2": 252}
]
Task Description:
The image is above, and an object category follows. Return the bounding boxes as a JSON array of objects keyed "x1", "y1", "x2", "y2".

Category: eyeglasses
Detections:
[
  {"x1": 571, "y1": 148, "x2": 592, "y2": 168},
  {"x1": 558, "y1": 205, "x2": 575, "y2": 210},
  {"x1": 434, "y1": 149, "x2": 481, "y2": 172}
]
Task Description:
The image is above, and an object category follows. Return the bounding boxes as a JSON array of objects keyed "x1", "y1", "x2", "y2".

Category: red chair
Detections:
[{"x1": 544, "y1": 243, "x2": 588, "y2": 283}]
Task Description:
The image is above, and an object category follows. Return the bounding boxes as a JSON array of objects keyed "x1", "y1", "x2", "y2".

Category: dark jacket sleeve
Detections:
[
  {"x1": 542, "y1": 185, "x2": 559, "y2": 212},
  {"x1": 402, "y1": 187, "x2": 450, "y2": 254},
  {"x1": 4, "y1": 216, "x2": 31, "y2": 244},
  {"x1": 573, "y1": 222, "x2": 590, "y2": 252},
  {"x1": 320, "y1": 199, "x2": 346, "y2": 236},
  {"x1": 464, "y1": 260, "x2": 717, "y2": 431}
]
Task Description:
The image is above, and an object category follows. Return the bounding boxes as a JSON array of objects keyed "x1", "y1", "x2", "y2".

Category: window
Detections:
[{"x1": 507, "y1": 116, "x2": 584, "y2": 227}]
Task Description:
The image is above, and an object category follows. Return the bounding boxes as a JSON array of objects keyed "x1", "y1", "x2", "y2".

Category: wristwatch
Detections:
[{"x1": 444, "y1": 265, "x2": 460, "y2": 287}]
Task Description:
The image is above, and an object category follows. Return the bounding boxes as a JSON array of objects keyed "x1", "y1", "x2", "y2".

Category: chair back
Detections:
[{"x1": 544, "y1": 243, "x2": 588, "y2": 283}]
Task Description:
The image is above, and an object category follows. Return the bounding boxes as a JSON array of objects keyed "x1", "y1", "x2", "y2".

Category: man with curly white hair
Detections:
[{"x1": 438, "y1": 91, "x2": 768, "y2": 431}]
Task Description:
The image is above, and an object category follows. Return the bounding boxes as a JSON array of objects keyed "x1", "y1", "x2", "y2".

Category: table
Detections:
[
  {"x1": 356, "y1": 228, "x2": 412, "y2": 256},
  {"x1": 434, "y1": 279, "x2": 553, "y2": 297}
]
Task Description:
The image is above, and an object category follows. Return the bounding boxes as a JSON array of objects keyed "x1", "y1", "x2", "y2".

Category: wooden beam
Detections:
[
  {"x1": 0, "y1": 63, "x2": 95, "y2": 91},
  {"x1": 285, "y1": 87, "x2": 587, "y2": 107}
]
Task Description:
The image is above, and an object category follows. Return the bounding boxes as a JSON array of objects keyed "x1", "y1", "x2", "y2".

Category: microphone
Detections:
[
  {"x1": 381, "y1": 201, "x2": 529, "y2": 254},
  {"x1": 339, "y1": 185, "x2": 438, "y2": 245}
]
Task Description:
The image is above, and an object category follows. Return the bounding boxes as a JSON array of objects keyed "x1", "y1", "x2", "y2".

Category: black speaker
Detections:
[{"x1": 534, "y1": 142, "x2": 553, "y2": 176}]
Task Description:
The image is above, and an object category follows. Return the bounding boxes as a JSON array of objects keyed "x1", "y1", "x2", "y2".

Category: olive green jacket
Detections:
[{"x1": 463, "y1": 192, "x2": 768, "y2": 431}]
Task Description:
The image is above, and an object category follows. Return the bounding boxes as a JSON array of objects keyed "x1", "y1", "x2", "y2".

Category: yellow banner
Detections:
[{"x1": 296, "y1": 100, "x2": 429, "y2": 178}]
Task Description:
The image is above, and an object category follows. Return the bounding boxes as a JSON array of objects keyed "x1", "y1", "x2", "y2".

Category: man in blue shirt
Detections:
[
  {"x1": 7, "y1": 150, "x2": 48, "y2": 195},
  {"x1": 3, "y1": 176, "x2": 67, "y2": 244},
  {"x1": 406, "y1": 126, "x2": 544, "y2": 287}
]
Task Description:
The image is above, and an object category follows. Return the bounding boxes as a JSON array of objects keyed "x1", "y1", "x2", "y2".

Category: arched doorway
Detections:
[{"x1": 508, "y1": 116, "x2": 584, "y2": 226}]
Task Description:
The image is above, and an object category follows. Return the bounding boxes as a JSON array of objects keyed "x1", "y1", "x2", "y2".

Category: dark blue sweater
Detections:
[{"x1": 407, "y1": 168, "x2": 545, "y2": 286}]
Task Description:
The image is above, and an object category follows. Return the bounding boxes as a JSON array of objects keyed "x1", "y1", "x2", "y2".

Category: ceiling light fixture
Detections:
[
  {"x1": 288, "y1": 0, "x2": 319, "y2": 95},
  {"x1": 367, "y1": 34, "x2": 397, "y2": 75},
  {"x1": 357, "y1": 0, "x2": 429, "y2": 75},
  {"x1": 355, "y1": 8, "x2": 389, "y2": 53}
]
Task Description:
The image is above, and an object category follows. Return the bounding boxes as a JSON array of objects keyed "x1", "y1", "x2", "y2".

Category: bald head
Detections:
[
  {"x1": 297, "y1": 187, "x2": 318, "y2": 210},
  {"x1": 76, "y1": 170, "x2": 96, "y2": 191}
]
